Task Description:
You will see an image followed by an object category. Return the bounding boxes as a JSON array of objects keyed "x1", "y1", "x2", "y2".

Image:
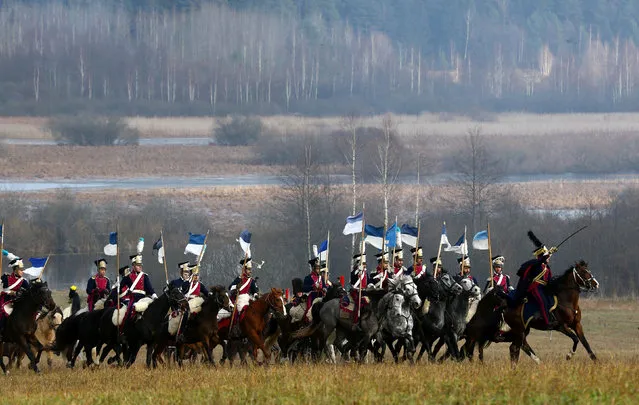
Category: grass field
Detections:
[
  {"x1": 3, "y1": 113, "x2": 639, "y2": 139},
  {"x1": 0, "y1": 298, "x2": 638, "y2": 404}
]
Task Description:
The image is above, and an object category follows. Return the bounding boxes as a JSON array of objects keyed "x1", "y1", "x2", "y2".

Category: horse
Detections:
[
  {"x1": 503, "y1": 260, "x2": 598, "y2": 365},
  {"x1": 462, "y1": 288, "x2": 506, "y2": 362},
  {"x1": 66, "y1": 308, "x2": 106, "y2": 368},
  {"x1": 375, "y1": 276, "x2": 422, "y2": 363},
  {"x1": 226, "y1": 288, "x2": 286, "y2": 365},
  {"x1": 122, "y1": 284, "x2": 188, "y2": 368},
  {"x1": 414, "y1": 272, "x2": 463, "y2": 362},
  {"x1": 153, "y1": 285, "x2": 230, "y2": 368},
  {"x1": 0, "y1": 279, "x2": 57, "y2": 374},
  {"x1": 429, "y1": 278, "x2": 482, "y2": 361}
]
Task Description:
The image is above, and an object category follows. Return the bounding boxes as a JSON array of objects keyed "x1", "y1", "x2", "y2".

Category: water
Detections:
[{"x1": 1, "y1": 137, "x2": 211, "y2": 146}]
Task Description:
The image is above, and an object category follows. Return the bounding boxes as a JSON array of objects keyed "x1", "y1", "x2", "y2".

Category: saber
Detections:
[{"x1": 555, "y1": 225, "x2": 589, "y2": 249}]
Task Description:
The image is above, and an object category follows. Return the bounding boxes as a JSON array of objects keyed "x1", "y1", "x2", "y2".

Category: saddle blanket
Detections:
[
  {"x1": 521, "y1": 294, "x2": 558, "y2": 328},
  {"x1": 217, "y1": 308, "x2": 247, "y2": 331}
]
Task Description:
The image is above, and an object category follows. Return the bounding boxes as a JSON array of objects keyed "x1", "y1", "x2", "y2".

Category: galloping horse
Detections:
[
  {"x1": 0, "y1": 280, "x2": 57, "y2": 374},
  {"x1": 467, "y1": 260, "x2": 598, "y2": 366},
  {"x1": 237, "y1": 288, "x2": 286, "y2": 365}
]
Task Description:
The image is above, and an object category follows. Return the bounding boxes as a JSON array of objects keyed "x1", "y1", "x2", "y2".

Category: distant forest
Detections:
[{"x1": 2, "y1": 0, "x2": 639, "y2": 115}]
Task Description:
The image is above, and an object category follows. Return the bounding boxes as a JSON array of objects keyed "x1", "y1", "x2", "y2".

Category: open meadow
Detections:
[{"x1": 1, "y1": 298, "x2": 638, "y2": 404}]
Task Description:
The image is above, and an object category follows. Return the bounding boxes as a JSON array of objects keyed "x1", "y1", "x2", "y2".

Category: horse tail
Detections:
[{"x1": 291, "y1": 323, "x2": 320, "y2": 339}]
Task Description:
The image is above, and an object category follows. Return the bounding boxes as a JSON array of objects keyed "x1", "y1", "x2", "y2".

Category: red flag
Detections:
[{"x1": 339, "y1": 276, "x2": 345, "y2": 288}]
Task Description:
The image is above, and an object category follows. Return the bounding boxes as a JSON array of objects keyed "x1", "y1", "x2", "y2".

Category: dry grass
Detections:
[
  {"x1": 1, "y1": 298, "x2": 638, "y2": 404},
  {"x1": 3, "y1": 113, "x2": 639, "y2": 139}
]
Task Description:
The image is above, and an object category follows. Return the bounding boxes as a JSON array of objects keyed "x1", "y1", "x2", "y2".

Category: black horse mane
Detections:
[{"x1": 547, "y1": 260, "x2": 588, "y2": 292}]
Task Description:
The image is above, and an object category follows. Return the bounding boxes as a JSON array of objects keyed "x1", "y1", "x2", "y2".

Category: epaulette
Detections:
[{"x1": 91, "y1": 276, "x2": 96, "y2": 279}]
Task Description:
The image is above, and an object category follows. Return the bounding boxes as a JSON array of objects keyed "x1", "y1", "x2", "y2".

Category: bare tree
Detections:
[
  {"x1": 452, "y1": 126, "x2": 505, "y2": 232},
  {"x1": 376, "y1": 114, "x2": 402, "y2": 228},
  {"x1": 341, "y1": 113, "x2": 363, "y2": 257}
]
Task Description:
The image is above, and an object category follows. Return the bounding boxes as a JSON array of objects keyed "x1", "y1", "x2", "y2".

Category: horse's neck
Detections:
[
  {"x1": 143, "y1": 295, "x2": 169, "y2": 321},
  {"x1": 250, "y1": 295, "x2": 269, "y2": 316},
  {"x1": 202, "y1": 297, "x2": 220, "y2": 315}
]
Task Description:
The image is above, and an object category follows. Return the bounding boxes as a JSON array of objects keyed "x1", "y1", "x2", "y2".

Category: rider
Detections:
[
  {"x1": 169, "y1": 261, "x2": 192, "y2": 294},
  {"x1": 0, "y1": 255, "x2": 30, "y2": 341},
  {"x1": 484, "y1": 255, "x2": 513, "y2": 294},
  {"x1": 408, "y1": 247, "x2": 430, "y2": 279},
  {"x1": 429, "y1": 256, "x2": 444, "y2": 278},
  {"x1": 372, "y1": 252, "x2": 390, "y2": 289},
  {"x1": 228, "y1": 258, "x2": 259, "y2": 317},
  {"x1": 186, "y1": 264, "x2": 209, "y2": 299},
  {"x1": 511, "y1": 231, "x2": 557, "y2": 327},
  {"x1": 303, "y1": 257, "x2": 327, "y2": 318},
  {"x1": 86, "y1": 258, "x2": 111, "y2": 311},
  {"x1": 346, "y1": 252, "x2": 369, "y2": 322},
  {"x1": 454, "y1": 257, "x2": 478, "y2": 285},
  {"x1": 69, "y1": 285, "x2": 81, "y2": 315},
  {"x1": 390, "y1": 248, "x2": 409, "y2": 282},
  {"x1": 121, "y1": 254, "x2": 158, "y2": 307}
]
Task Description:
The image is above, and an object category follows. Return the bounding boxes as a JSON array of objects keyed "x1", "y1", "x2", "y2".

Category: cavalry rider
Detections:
[
  {"x1": 120, "y1": 254, "x2": 158, "y2": 306},
  {"x1": 69, "y1": 285, "x2": 81, "y2": 315},
  {"x1": 454, "y1": 257, "x2": 478, "y2": 285},
  {"x1": 106, "y1": 265, "x2": 131, "y2": 308},
  {"x1": 86, "y1": 258, "x2": 111, "y2": 311},
  {"x1": 390, "y1": 248, "x2": 409, "y2": 283},
  {"x1": 408, "y1": 247, "x2": 430, "y2": 279},
  {"x1": 510, "y1": 231, "x2": 558, "y2": 327},
  {"x1": 186, "y1": 264, "x2": 208, "y2": 299},
  {"x1": 372, "y1": 252, "x2": 390, "y2": 289},
  {"x1": 429, "y1": 256, "x2": 444, "y2": 278},
  {"x1": 228, "y1": 258, "x2": 259, "y2": 316},
  {"x1": 345, "y1": 252, "x2": 369, "y2": 322},
  {"x1": 0, "y1": 256, "x2": 30, "y2": 341},
  {"x1": 169, "y1": 261, "x2": 192, "y2": 294},
  {"x1": 484, "y1": 255, "x2": 513, "y2": 294},
  {"x1": 302, "y1": 257, "x2": 328, "y2": 313}
]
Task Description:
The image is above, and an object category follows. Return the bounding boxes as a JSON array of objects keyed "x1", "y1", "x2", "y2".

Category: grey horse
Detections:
[{"x1": 375, "y1": 276, "x2": 422, "y2": 363}]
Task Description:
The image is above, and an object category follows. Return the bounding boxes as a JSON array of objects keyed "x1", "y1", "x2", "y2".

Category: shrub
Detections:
[
  {"x1": 213, "y1": 115, "x2": 262, "y2": 146},
  {"x1": 47, "y1": 115, "x2": 139, "y2": 146}
]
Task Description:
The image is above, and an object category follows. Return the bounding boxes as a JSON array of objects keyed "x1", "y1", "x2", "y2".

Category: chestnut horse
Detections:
[
  {"x1": 237, "y1": 288, "x2": 286, "y2": 365},
  {"x1": 501, "y1": 260, "x2": 599, "y2": 366}
]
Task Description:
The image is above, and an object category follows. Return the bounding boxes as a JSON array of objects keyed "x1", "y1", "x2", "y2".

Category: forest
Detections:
[{"x1": 1, "y1": 0, "x2": 639, "y2": 115}]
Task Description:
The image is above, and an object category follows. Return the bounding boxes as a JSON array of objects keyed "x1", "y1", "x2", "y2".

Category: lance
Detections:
[
  {"x1": 357, "y1": 204, "x2": 366, "y2": 321},
  {"x1": 161, "y1": 228, "x2": 169, "y2": 284},
  {"x1": 116, "y1": 224, "x2": 121, "y2": 335},
  {"x1": 487, "y1": 223, "x2": 494, "y2": 288},
  {"x1": 0, "y1": 221, "x2": 4, "y2": 272},
  {"x1": 230, "y1": 232, "x2": 247, "y2": 333},
  {"x1": 324, "y1": 231, "x2": 331, "y2": 285},
  {"x1": 434, "y1": 221, "x2": 445, "y2": 279},
  {"x1": 37, "y1": 254, "x2": 51, "y2": 280},
  {"x1": 180, "y1": 230, "x2": 209, "y2": 336}
]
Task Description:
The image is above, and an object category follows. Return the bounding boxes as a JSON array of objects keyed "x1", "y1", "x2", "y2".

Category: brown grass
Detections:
[
  {"x1": 1, "y1": 298, "x2": 638, "y2": 404},
  {"x1": 3, "y1": 113, "x2": 639, "y2": 139}
]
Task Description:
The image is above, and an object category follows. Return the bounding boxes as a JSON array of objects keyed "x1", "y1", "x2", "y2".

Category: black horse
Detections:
[
  {"x1": 0, "y1": 280, "x2": 57, "y2": 374},
  {"x1": 122, "y1": 284, "x2": 188, "y2": 368}
]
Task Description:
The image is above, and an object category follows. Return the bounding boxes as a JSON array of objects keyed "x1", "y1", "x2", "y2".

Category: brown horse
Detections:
[
  {"x1": 502, "y1": 260, "x2": 599, "y2": 366},
  {"x1": 237, "y1": 288, "x2": 286, "y2": 365}
]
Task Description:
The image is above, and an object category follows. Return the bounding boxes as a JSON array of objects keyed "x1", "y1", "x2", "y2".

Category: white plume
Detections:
[
  {"x1": 256, "y1": 260, "x2": 265, "y2": 269},
  {"x1": 137, "y1": 237, "x2": 144, "y2": 254},
  {"x1": 312, "y1": 245, "x2": 318, "y2": 258},
  {"x1": 4, "y1": 251, "x2": 17, "y2": 261}
]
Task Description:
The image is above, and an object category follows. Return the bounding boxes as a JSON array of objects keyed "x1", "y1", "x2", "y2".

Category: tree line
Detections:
[{"x1": 1, "y1": 1, "x2": 639, "y2": 115}]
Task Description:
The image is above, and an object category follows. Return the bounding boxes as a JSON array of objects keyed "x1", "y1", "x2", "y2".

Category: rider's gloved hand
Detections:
[{"x1": 548, "y1": 246, "x2": 558, "y2": 254}]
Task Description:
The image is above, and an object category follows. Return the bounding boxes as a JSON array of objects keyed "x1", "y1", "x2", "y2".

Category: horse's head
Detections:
[
  {"x1": 167, "y1": 284, "x2": 188, "y2": 310},
  {"x1": 325, "y1": 284, "x2": 346, "y2": 301},
  {"x1": 48, "y1": 307, "x2": 63, "y2": 330},
  {"x1": 266, "y1": 288, "x2": 286, "y2": 317},
  {"x1": 209, "y1": 285, "x2": 231, "y2": 310},
  {"x1": 30, "y1": 280, "x2": 57, "y2": 311},
  {"x1": 398, "y1": 276, "x2": 422, "y2": 310},
  {"x1": 573, "y1": 260, "x2": 599, "y2": 291},
  {"x1": 414, "y1": 276, "x2": 440, "y2": 303},
  {"x1": 439, "y1": 273, "x2": 462, "y2": 296}
]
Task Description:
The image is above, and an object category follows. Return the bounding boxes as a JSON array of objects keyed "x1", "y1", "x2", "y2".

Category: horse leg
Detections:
[
  {"x1": 574, "y1": 322, "x2": 597, "y2": 361},
  {"x1": 405, "y1": 336, "x2": 416, "y2": 364},
  {"x1": 176, "y1": 344, "x2": 185, "y2": 368},
  {"x1": 145, "y1": 343, "x2": 153, "y2": 369},
  {"x1": 0, "y1": 343, "x2": 6, "y2": 375},
  {"x1": 509, "y1": 334, "x2": 524, "y2": 368},
  {"x1": 46, "y1": 350, "x2": 53, "y2": 369},
  {"x1": 16, "y1": 337, "x2": 39, "y2": 373},
  {"x1": 520, "y1": 338, "x2": 541, "y2": 364},
  {"x1": 555, "y1": 324, "x2": 580, "y2": 360}
]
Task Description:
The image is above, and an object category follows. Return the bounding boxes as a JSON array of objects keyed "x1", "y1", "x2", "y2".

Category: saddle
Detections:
[{"x1": 188, "y1": 297, "x2": 204, "y2": 314}]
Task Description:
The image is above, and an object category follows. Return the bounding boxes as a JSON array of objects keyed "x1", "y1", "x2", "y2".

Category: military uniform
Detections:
[
  {"x1": 229, "y1": 258, "x2": 259, "y2": 314},
  {"x1": 0, "y1": 256, "x2": 30, "y2": 338},
  {"x1": 120, "y1": 255, "x2": 157, "y2": 304},
  {"x1": 303, "y1": 257, "x2": 327, "y2": 309},
  {"x1": 86, "y1": 258, "x2": 111, "y2": 311},
  {"x1": 372, "y1": 251, "x2": 390, "y2": 289},
  {"x1": 346, "y1": 253, "x2": 369, "y2": 322},
  {"x1": 454, "y1": 257, "x2": 479, "y2": 285},
  {"x1": 484, "y1": 255, "x2": 513, "y2": 294},
  {"x1": 512, "y1": 232, "x2": 557, "y2": 327},
  {"x1": 390, "y1": 248, "x2": 410, "y2": 282},
  {"x1": 407, "y1": 247, "x2": 431, "y2": 279}
]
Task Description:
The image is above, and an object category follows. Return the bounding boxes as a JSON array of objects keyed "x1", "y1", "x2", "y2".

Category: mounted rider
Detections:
[
  {"x1": 430, "y1": 256, "x2": 444, "y2": 278},
  {"x1": 169, "y1": 261, "x2": 192, "y2": 295},
  {"x1": 390, "y1": 248, "x2": 409, "y2": 283},
  {"x1": 343, "y1": 252, "x2": 369, "y2": 322},
  {"x1": 454, "y1": 257, "x2": 478, "y2": 286},
  {"x1": 185, "y1": 263, "x2": 208, "y2": 299},
  {"x1": 0, "y1": 254, "x2": 30, "y2": 341},
  {"x1": 117, "y1": 255, "x2": 157, "y2": 315},
  {"x1": 86, "y1": 258, "x2": 111, "y2": 311},
  {"x1": 511, "y1": 231, "x2": 557, "y2": 327},
  {"x1": 484, "y1": 255, "x2": 513, "y2": 294},
  {"x1": 228, "y1": 258, "x2": 259, "y2": 316},
  {"x1": 408, "y1": 247, "x2": 430, "y2": 279},
  {"x1": 302, "y1": 257, "x2": 328, "y2": 320},
  {"x1": 372, "y1": 251, "x2": 390, "y2": 289}
]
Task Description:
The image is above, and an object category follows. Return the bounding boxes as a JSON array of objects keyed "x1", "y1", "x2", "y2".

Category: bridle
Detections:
[{"x1": 572, "y1": 264, "x2": 598, "y2": 292}]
